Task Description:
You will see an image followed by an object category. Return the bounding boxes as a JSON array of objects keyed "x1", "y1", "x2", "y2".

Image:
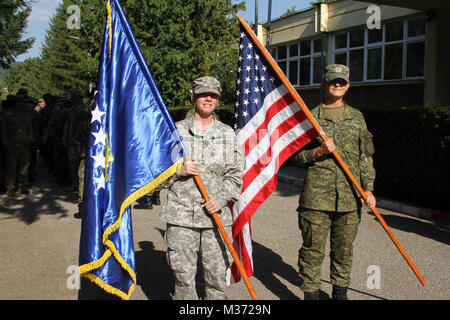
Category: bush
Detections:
[{"x1": 358, "y1": 104, "x2": 450, "y2": 211}]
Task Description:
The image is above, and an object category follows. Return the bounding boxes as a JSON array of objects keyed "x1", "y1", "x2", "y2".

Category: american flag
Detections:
[{"x1": 227, "y1": 22, "x2": 319, "y2": 284}]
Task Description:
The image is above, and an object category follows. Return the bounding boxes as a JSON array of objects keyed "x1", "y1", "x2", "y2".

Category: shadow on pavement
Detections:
[
  {"x1": 367, "y1": 211, "x2": 450, "y2": 246},
  {"x1": 0, "y1": 183, "x2": 74, "y2": 225},
  {"x1": 135, "y1": 240, "x2": 174, "y2": 300},
  {"x1": 77, "y1": 238, "x2": 173, "y2": 300},
  {"x1": 78, "y1": 278, "x2": 121, "y2": 300},
  {"x1": 0, "y1": 158, "x2": 76, "y2": 224},
  {"x1": 275, "y1": 180, "x2": 302, "y2": 198},
  {"x1": 252, "y1": 241, "x2": 302, "y2": 300}
]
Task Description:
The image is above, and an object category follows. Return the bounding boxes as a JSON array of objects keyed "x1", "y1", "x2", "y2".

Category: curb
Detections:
[{"x1": 277, "y1": 172, "x2": 450, "y2": 225}]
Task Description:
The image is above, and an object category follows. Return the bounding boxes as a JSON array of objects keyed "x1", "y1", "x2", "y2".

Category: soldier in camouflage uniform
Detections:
[
  {"x1": 0, "y1": 98, "x2": 12, "y2": 192},
  {"x1": 64, "y1": 90, "x2": 85, "y2": 191},
  {"x1": 159, "y1": 76, "x2": 244, "y2": 300},
  {"x1": 16, "y1": 88, "x2": 39, "y2": 182},
  {"x1": 44, "y1": 93, "x2": 71, "y2": 186},
  {"x1": 64, "y1": 89, "x2": 92, "y2": 218},
  {"x1": 1, "y1": 95, "x2": 34, "y2": 196},
  {"x1": 293, "y1": 65, "x2": 376, "y2": 300}
]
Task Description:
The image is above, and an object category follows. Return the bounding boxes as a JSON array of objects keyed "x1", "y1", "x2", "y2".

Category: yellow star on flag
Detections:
[{"x1": 105, "y1": 134, "x2": 115, "y2": 182}]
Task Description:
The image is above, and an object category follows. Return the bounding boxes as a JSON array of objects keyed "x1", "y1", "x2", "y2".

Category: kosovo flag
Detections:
[{"x1": 78, "y1": 0, "x2": 186, "y2": 300}]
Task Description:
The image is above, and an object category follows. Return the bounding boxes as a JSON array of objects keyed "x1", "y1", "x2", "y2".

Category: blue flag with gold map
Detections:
[{"x1": 78, "y1": 0, "x2": 186, "y2": 300}]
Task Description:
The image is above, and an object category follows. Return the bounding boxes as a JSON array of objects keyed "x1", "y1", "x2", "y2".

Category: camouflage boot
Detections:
[
  {"x1": 332, "y1": 285, "x2": 348, "y2": 300},
  {"x1": 6, "y1": 186, "x2": 15, "y2": 197},
  {"x1": 18, "y1": 186, "x2": 33, "y2": 195},
  {"x1": 134, "y1": 196, "x2": 153, "y2": 209},
  {"x1": 74, "y1": 203, "x2": 83, "y2": 219},
  {"x1": 152, "y1": 191, "x2": 161, "y2": 205},
  {"x1": 303, "y1": 290, "x2": 320, "y2": 300}
]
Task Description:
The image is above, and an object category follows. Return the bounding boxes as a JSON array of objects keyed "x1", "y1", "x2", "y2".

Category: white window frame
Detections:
[
  {"x1": 273, "y1": 38, "x2": 323, "y2": 87},
  {"x1": 332, "y1": 16, "x2": 426, "y2": 83}
]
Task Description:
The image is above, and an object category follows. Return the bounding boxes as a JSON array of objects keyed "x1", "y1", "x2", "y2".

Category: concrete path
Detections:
[{"x1": 0, "y1": 163, "x2": 449, "y2": 300}]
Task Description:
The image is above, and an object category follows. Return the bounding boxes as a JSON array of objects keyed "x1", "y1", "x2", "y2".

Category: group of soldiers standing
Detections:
[
  {"x1": 0, "y1": 88, "x2": 92, "y2": 217},
  {"x1": 0, "y1": 87, "x2": 161, "y2": 217}
]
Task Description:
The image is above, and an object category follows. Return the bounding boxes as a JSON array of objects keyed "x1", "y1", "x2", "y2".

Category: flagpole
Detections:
[
  {"x1": 238, "y1": 16, "x2": 426, "y2": 287},
  {"x1": 185, "y1": 156, "x2": 258, "y2": 300}
]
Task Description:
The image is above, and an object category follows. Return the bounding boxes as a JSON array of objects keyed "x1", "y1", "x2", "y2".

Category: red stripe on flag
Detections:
[
  {"x1": 232, "y1": 127, "x2": 317, "y2": 238},
  {"x1": 230, "y1": 228, "x2": 254, "y2": 282},
  {"x1": 242, "y1": 93, "x2": 295, "y2": 156},
  {"x1": 241, "y1": 112, "x2": 310, "y2": 193}
]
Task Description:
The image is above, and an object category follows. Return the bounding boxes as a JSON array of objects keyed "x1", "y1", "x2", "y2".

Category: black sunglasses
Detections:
[{"x1": 327, "y1": 78, "x2": 348, "y2": 86}]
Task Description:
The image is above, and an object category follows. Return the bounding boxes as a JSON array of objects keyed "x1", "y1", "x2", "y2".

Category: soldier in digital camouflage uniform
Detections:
[
  {"x1": 159, "y1": 76, "x2": 244, "y2": 300},
  {"x1": 293, "y1": 64, "x2": 376, "y2": 300},
  {"x1": 1, "y1": 95, "x2": 35, "y2": 196}
]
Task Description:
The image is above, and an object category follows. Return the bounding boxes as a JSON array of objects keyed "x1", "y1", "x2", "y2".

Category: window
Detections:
[
  {"x1": 273, "y1": 37, "x2": 323, "y2": 86},
  {"x1": 406, "y1": 42, "x2": 425, "y2": 77},
  {"x1": 367, "y1": 48, "x2": 382, "y2": 80},
  {"x1": 299, "y1": 58, "x2": 310, "y2": 85},
  {"x1": 332, "y1": 17, "x2": 426, "y2": 83}
]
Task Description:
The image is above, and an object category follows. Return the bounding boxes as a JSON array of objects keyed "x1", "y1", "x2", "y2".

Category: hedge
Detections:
[
  {"x1": 359, "y1": 104, "x2": 450, "y2": 212},
  {"x1": 168, "y1": 104, "x2": 450, "y2": 211}
]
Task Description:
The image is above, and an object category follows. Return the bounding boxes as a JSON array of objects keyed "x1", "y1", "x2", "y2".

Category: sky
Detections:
[{"x1": 17, "y1": 0, "x2": 314, "y2": 62}]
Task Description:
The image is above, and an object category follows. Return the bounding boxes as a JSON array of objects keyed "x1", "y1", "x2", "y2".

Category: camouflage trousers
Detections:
[
  {"x1": 297, "y1": 208, "x2": 360, "y2": 292},
  {"x1": 164, "y1": 223, "x2": 232, "y2": 300},
  {"x1": 67, "y1": 143, "x2": 81, "y2": 188},
  {"x1": 5, "y1": 144, "x2": 30, "y2": 192},
  {"x1": 77, "y1": 158, "x2": 85, "y2": 211}
]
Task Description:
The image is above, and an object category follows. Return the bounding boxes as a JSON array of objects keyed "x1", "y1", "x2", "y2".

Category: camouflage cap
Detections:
[
  {"x1": 192, "y1": 76, "x2": 221, "y2": 97},
  {"x1": 324, "y1": 64, "x2": 350, "y2": 83},
  {"x1": 17, "y1": 88, "x2": 28, "y2": 95},
  {"x1": 70, "y1": 89, "x2": 84, "y2": 98}
]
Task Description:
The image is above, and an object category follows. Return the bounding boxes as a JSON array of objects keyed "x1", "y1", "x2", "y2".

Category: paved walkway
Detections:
[{"x1": 0, "y1": 162, "x2": 449, "y2": 300}]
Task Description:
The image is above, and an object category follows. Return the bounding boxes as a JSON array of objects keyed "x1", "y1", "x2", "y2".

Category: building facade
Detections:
[{"x1": 261, "y1": 0, "x2": 449, "y2": 108}]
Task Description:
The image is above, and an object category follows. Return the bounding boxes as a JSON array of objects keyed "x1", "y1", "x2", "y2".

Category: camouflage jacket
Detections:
[
  {"x1": 293, "y1": 103, "x2": 375, "y2": 212},
  {"x1": 159, "y1": 116, "x2": 245, "y2": 228},
  {"x1": 1, "y1": 110, "x2": 34, "y2": 148},
  {"x1": 64, "y1": 103, "x2": 92, "y2": 156}
]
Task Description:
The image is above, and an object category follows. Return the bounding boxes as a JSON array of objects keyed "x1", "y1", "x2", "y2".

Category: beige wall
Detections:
[
  {"x1": 268, "y1": 8, "x2": 317, "y2": 46},
  {"x1": 328, "y1": 1, "x2": 419, "y2": 31},
  {"x1": 268, "y1": 0, "x2": 420, "y2": 46}
]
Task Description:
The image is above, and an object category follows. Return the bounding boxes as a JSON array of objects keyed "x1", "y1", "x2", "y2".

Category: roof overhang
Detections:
[{"x1": 356, "y1": 0, "x2": 450, "y2": 11}]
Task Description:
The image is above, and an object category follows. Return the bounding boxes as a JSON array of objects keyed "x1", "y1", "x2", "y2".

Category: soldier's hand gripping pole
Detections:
[{"x1": 186, "y1": 156, "x2": 258, "y2": 300}]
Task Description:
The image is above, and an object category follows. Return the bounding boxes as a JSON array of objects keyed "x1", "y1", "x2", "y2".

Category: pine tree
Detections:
[
  {"x1": 40, "y1": 0, "x2": 91, "y2": 94},
  {"x1": 34, "y1": 0, "x2": 245, "y2": 103},
  {"x1": 0, "y1": 0, "x2": 35, "y2": 68},
  {"x1": 132, "y1": 0, "x2": 244, "y2": 106}
]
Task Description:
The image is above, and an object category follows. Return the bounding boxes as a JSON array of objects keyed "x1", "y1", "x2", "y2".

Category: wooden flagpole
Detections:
[
  {"x1": 239, "y1": 16, "x2": 426, "y2": 286},
  {"x1": 185, "y1": 156, "x2": 258, "y2": 300}
]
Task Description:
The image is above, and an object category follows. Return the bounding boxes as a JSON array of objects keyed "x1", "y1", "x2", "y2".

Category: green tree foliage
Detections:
[
  {"x1": 280, "y1": 5, "x2": 297, "y2": 18},
  {"x1": 39, "y1": 0, "x2": 92, "y2": 95},
  {"x1": 0, "y1": 0, "x2": 35, "y2": 68},
  {"x1": 5, "y1": 57, "x2": 50, "y2": 97},
  {"x1": 6, "y1": 0, "x2": 245, "y2": 104},
  {"x1": 78, "y1": 0, "x2": 245, "y2": 106},
  {"x1": 131, "y1": 0, "x2": 244, "y2": 106}
]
